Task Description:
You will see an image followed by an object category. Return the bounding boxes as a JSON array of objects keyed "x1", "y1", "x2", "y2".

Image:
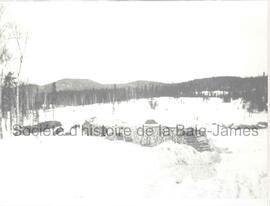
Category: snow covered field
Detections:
[
  {"x1": 35, "y1": 97, "x2": 266, "y2": 128},
  {"x1": 0, "y1": 97, "x2": 268, "y2": 206}
]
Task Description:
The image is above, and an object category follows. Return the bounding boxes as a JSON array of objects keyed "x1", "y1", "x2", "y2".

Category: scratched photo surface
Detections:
[{"x1": 0, "y1": 1, "x2": 268, "y2": 206}]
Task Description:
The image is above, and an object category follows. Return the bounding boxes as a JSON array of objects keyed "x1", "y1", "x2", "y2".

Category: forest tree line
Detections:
[{"x1": 1, "y1": 73, "x2": 267, "y2": 129}]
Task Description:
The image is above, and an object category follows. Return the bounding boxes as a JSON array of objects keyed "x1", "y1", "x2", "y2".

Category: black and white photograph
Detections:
[{"x1": 0, "y1": 1, "x2": 268, "y2": 206}]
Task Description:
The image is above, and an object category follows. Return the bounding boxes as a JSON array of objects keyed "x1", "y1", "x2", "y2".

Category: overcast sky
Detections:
[{"x1": 5, "y1": 1, "x2": 267, "y2": 85}]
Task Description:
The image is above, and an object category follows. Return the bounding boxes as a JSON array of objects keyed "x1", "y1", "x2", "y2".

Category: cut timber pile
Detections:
[
  {"x1": 183, "y1": 134, "x2": 211, "y2": 152},
  {"x1": 82, "y1": 120, "x2": 212, "y2": 152}
]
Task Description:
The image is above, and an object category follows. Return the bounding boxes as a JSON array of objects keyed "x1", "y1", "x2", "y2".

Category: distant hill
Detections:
[
  {"x1": 40, "y1": 78, "x2": 104, "y2": 92},
  {"x1": 176, "y1": 76, "x2": 267, "y2": 94},
  {"x1": 119, "y1": 80, "x2": 165, "y2": 88},
  {"x1": 39, "y1": 79, "x2": 166, "y2": 92},
  {"x1": 176, "y1": 76, "x2": 249, "y2": 92},
  {"x1": 31, "y1": 76, "x2": 267, "y2": 95}
]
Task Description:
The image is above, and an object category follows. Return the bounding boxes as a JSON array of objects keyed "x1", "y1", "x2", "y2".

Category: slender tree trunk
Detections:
[
  {"x1": 9, "y1": 110, "x2": 12, "y2": 133},
  {"x1": 15, "y1": 33, "x2": 28, "y2": 125},
  {"x1": 0, "y1": 64, "x2": 4, "y2": 139},
  {"x1": 0, "y1": 85, "x2": 3, "y2": 139},
  {"x1": 16, "y1": 57, "x2": 22, "y2": 125},
  {"x1": 16, "y1": 84, "x2": 19, "y2": 124}
]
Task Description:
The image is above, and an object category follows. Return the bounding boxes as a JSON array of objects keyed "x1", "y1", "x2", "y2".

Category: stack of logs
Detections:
[{"x1": 82, "y1": 120, "x2": 212, "y2": 152}]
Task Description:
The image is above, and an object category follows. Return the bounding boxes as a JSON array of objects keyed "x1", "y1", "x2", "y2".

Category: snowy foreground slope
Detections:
[{"x1": 0, "y1": 97, "x2": 268, "y2": 206}]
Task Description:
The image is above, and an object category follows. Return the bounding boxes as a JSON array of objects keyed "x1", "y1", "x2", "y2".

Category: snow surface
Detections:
[
  {"x1": 29, "y1": 97, "x2": 266, "y2": 129},
  {"x1": 0, "y1": 97, "x2": 268, "y2": 206}
]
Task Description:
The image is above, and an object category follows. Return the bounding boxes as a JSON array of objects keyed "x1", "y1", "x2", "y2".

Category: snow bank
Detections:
[{"x1": 154, "y1": 141, "x2": 220, "y2": 182}]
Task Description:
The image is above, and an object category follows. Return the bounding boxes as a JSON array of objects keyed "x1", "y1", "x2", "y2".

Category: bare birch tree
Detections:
[
  {"x1": 12, "y1": 25, "x2": 28, "y2": 125},
  {"x1": 0, "y1": 4, "x2": 12, "y2": 139},
  {"x1": 0, "y1": 4, "x2": 27, "y2": 137}
]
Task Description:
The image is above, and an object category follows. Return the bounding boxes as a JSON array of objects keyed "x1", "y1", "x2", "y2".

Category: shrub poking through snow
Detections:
[{"x1": 148, "y1": 99, "x2": 158, "y2": 110}]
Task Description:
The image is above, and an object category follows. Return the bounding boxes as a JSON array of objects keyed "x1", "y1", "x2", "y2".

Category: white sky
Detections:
[{"x1": 4, "y1": 1, "x2": 268, "y2": 85}]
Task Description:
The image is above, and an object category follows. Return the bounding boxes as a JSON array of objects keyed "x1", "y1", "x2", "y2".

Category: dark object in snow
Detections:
[
  {"x1": 184, "y1": 136, "x2": 211, "y2": 152},
  {"x1": 145, "y1": 119, "x2": 158, "y2": 124},
  {"x1": 19, "y1": 121, "x2": 62, "y2": 136},
  {"x1": 232, "y1": 124, "x2": 259, "y2": 130},
  {"x1": 37, "y1": 121, "x2": 62, "y2": 131},
  {"x1": 53, "y1": 127, "x2": 64, "y2": 135},
  {"x1": 115, "y1": 126, "x2": 124, "y2": 140},
  {"x1": 220, "y1": 122, "x2": 267, "y2": 130},
  {"x1": 124, "y1": 136, "x2": 133, "y2": 142},
  {"x1": 183, "y1": 130, "x2": 211, "y2": 152},
  {"x1": 222, "y1": 95, "x2": 231, "y2": 103},
  {"x1": 256, "y1": 122, "x2": 268, "y2": 129}
]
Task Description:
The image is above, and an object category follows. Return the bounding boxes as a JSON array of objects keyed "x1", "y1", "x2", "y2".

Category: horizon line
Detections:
[{"x1": 27, "y1": 74, "x2": 267, "y2": 86}]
